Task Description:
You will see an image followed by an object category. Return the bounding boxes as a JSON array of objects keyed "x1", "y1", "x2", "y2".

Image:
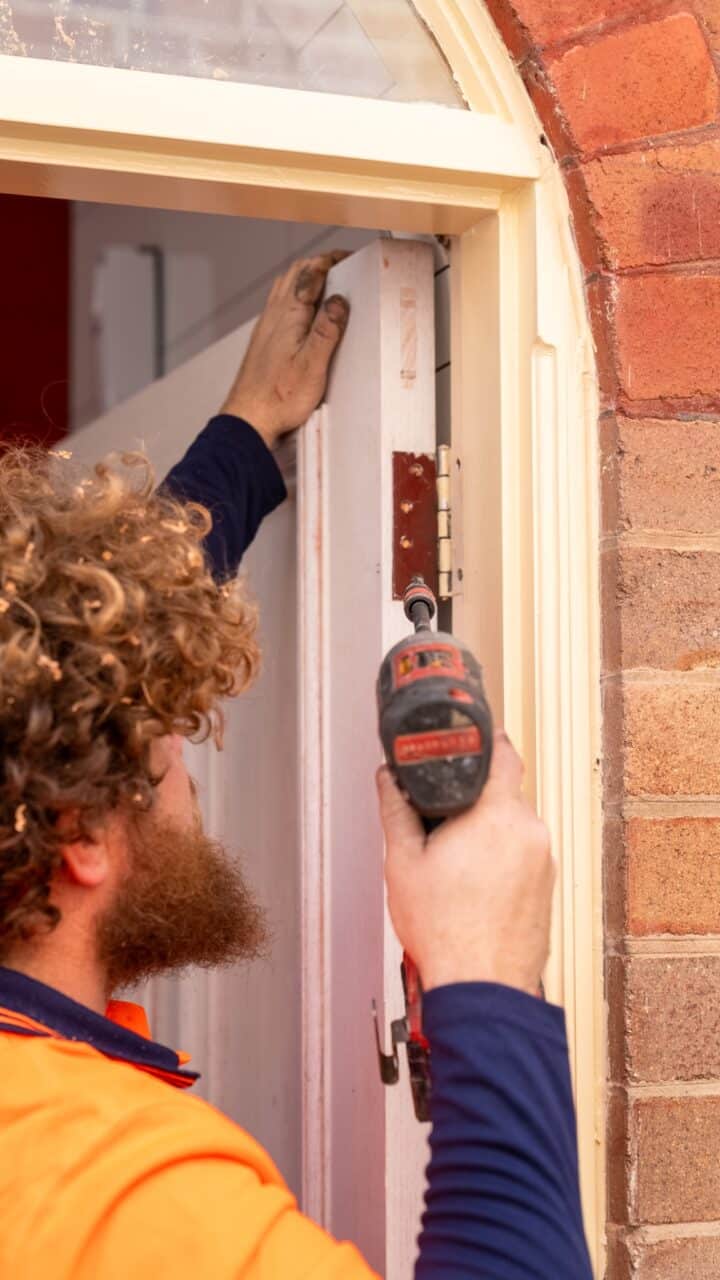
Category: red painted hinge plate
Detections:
[{"x1": 392, "y1": 451, "x2": 438, "y2": 600}]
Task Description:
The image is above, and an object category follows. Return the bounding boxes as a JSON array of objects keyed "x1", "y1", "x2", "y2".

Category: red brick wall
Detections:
[{"x1": 482, "y1": 2, "x2": 720, "y2": 1274}]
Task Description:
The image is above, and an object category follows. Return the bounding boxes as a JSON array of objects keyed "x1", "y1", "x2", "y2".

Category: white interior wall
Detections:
[
  {"x1": 71, "y1": 204, "x2": 377, "y2": 430},
  {"x1": 71, "y1": 206, "x2": 452, "y2": 441}
]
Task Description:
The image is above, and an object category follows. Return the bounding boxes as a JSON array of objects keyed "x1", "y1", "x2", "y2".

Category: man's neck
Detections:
[{"x1": 6, "y1": 939, "x2": 109, "y2": 1015}]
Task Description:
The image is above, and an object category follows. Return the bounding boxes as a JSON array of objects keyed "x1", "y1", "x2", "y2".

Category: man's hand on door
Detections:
[{"x1": 220, "y1": 251, "x2": 350, "y2": 450}]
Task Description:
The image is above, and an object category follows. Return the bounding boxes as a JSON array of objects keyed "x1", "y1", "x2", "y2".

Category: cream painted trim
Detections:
[
  {"x1": 0, "y1": 54, "x2": 538, "y2": 231},
  {"x1": 450, "y1": 167, "x2": 604, "y2": 1273},
  {"x1": 414, "y1": 0, "x2": 540, "y2": 125},
  {"x1": 0, "y1": 55, "x2": 536, "y2": 174},
  {"x1": 0, "y1": 10, "x2": 603, "y2": 1272}
]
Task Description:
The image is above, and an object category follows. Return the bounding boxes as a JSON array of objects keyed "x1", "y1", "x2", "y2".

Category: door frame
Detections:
[{"x1": 0, "y1": 1, "x2": 604, "y2": 1268}]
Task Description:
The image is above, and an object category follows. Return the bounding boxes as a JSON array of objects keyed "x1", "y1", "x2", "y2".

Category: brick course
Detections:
[
  {"x1": 615, "y1": 273, "x2": 720, "y2": 407},
  {"x1": 623, "y1": 683, "x2": 720, "y2": 798},
  {"x1": 624, "y1": 956, "x2": 720, "y2": 1082},
  {"x1": 634, "y1": 1096, "x2": 720, "y2": 1222},
  {"x1": 584, "y1": 141, "x2": 720, "y2": 270},
  {"x1": 504, "y1": 0, "x2": 656, "y2": 48},
  {"x1": 602, "y1": 547, "x2": 720, "y2": 672},
  {"x1": 626, "y1": 817, "x2": 720, "y2": 935},
  {"x1": 600, "y1": 417, "x2": 720, "y2": 536},
  {"x1": 626, "y1": 1234, "x2": 720, "y2": 1278},
  {"x1": 548, "y1": 14, "x2": 718, "y2": 153}
]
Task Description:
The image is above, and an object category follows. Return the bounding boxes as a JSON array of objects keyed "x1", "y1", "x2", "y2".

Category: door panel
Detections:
[{"x1": 69, "y1": 237, "x2": 436, "y2": 1277}]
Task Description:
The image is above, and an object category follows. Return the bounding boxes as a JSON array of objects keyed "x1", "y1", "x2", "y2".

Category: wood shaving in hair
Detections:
[
  {"x1": 23, "y1": 542, "x2": 35, "y2": 562},
  {"x1": 4, "y1": 581, "x2": 16, "y2": 595},
  {"x1": 0, "y1": 599, "x2": 9, "y2": 614},
  {"x1": 101, "y1": 550, "x2": 113, "y2": 562},
  {"x1": 88, "y1": 599, "x2": 102, "y2": 610},
  {"x1": 128, "y1": 635, "x2": 141, "y2": 646},
  {"x1": 14, "y1": 804, "x2": 27, "y2": 834},
  {"x1": 133, "y1": 792, "x2": 144, "y2": 804},
  {"x1": 118, "y1": 524, "x2": 129, "y2": 534},
  {"x1": 161, "y1": 520, "x2": 187, "y2": 533},
  {"x1": 120, "y1": 696, "x2": 132, "y2": 704},
  {"x1": 100, "y1": 653, "x2": 116, "y2": 667},
  {"x1": 38, "y1": 655, "x2": 62, "y2": 682},
  {"x1": 70, "y1": 701, "x2": 82, "y2": 714},
  {"x1": 140, "y1": 535, "x2": 152, "y2": 544},
  {"x1": 49, "y1": 449, "x2": 72, "y2": 460}
]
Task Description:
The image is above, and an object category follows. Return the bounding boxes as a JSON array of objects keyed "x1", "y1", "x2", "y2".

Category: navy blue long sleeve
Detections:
[
  {"x1": 163, "y1": 416, "x2": 592, "y2": 1278},
  {"x1": 419, "y1": 984, "x2": 592, "y2": 1278},
  {"x1": 163, "y1": 414, "x2": 287, "y2": 580}
]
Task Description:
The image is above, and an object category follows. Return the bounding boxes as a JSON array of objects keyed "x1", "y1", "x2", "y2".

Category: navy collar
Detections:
[{"x1": 0, "y1": 967, "x2": 198, "y2": 1088}]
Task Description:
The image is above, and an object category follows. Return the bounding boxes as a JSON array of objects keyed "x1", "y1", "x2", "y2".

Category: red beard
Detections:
[{"x1": 97, "y1": 813, "x2": 268, "y2": 992}]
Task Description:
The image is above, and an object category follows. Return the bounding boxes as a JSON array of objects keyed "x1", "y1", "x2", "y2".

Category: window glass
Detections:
[{"x1": 2, "y1": 1, "x2": 463, "y2": 105}]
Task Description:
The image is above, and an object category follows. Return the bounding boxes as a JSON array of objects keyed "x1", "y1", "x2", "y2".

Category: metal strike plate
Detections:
[{"x1": 392, "y1": 451, "x2": 438, "y2": 600}]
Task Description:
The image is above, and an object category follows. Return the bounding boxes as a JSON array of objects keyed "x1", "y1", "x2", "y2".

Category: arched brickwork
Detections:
[{"x1": 479, "y1": 3, "x2": 720, "y2": 1275}]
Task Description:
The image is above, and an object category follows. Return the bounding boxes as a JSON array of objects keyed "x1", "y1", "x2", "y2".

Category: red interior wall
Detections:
[{"x1": 0, "y1": 194, "x2": 69, "y2": 448}]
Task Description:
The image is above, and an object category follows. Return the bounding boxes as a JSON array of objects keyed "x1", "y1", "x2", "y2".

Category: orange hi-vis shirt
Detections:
[{"x1": 0, "y1": 968, "x2": 377, "y2": 1280}]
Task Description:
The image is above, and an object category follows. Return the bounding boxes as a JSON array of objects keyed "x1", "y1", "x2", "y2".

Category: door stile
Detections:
[
  {"x1": 297, "y1": 241, "x2": 438, "y2": 1278},
  {"x1": 298, "y1": 410, "x2": 332, "y2": 1228}
]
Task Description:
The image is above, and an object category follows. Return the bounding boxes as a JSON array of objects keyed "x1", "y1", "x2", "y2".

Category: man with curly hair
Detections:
[{"x1": 0, "y1": 254, "x2": 591, "y2": 1278}]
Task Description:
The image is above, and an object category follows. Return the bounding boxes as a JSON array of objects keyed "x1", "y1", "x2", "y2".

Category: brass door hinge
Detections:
[{"x1": 437, "y1": 445, "x2": 452, "y2": 600}]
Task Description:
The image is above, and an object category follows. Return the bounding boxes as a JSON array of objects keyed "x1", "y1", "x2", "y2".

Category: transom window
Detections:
[{"x1": 0, "y1": 0, "x2": 463, "y2": 103}]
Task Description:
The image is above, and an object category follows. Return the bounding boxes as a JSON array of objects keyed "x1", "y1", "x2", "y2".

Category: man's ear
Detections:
[{"x1": 57, "y1": 815, "x2": 111, "y2": 889}]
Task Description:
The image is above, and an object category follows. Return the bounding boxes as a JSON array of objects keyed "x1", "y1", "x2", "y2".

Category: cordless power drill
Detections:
[{"x1": 374, "y1": 577, "x2": 494, "y2": 1121}]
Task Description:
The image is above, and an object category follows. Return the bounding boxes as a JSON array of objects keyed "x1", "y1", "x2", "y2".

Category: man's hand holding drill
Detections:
[{"x1": 378, "y1": 730, "x2": 555, "y2": 996}]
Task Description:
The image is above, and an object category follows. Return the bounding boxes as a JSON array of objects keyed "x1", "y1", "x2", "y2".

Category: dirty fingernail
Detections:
[
  {"x1": 324, "y1": 294, "x2": 349, "y2": 326},
  {"x1": 295, "y1": 266, "x2": 322, "y2": 301}
]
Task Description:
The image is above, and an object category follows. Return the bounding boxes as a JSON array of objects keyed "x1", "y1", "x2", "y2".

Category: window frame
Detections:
[{"x1": 0, "y1": 2, "x2": 604, "y2": 1268}]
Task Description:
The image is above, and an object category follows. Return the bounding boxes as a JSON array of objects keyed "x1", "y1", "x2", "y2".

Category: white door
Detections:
[{"x1": 69, "y1": 238, "x2": 436, "y2": 1278}]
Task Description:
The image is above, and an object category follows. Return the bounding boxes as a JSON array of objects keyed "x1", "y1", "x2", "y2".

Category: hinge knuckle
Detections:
[{"x1": 436, "y1": 445, "x2": 452, "y2": 601}]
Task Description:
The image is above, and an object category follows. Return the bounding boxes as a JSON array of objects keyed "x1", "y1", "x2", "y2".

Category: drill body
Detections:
[
  {"x1": 375, "y1": 579, "x2": 494, "y2": 1120},
  {"x1": 378, "y1": 627, "x2": 493, "y2": 822}
]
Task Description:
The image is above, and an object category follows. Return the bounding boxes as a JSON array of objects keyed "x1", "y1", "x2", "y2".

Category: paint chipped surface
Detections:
[
  {"x1": 0, "y1": 1, "x2": 463, "y2": 104},
  {"x1": 400, "y1": 286, "x2": 417, "y2": 388}
]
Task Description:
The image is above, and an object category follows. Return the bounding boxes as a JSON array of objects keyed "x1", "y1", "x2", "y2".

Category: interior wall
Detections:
[
  {"x1": 71, "y1": 205, "x2": 377, "y2": 432},
  {"x1": 71, "y1": 205, "x2": 453, "y2": 447}
]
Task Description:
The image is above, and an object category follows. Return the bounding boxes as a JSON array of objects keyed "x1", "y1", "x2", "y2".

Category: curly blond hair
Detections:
[{"x1": 0, "y1": 447, "x2": 259, "y2": 954}]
